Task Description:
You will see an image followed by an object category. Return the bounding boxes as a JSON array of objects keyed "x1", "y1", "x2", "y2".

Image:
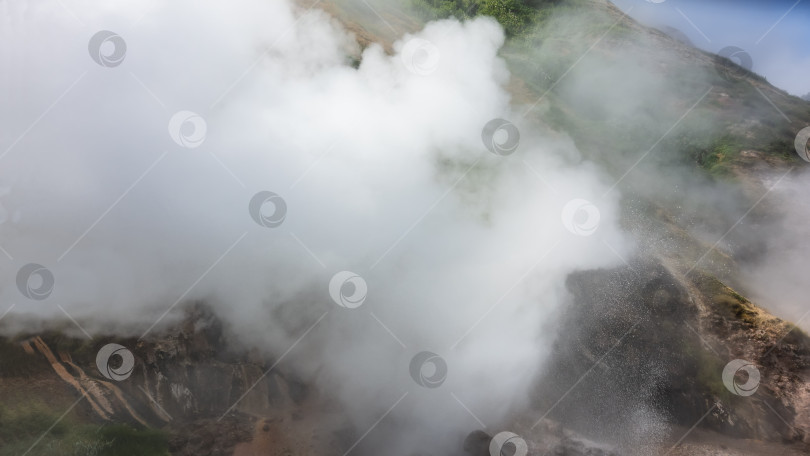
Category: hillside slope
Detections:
[{"x1": 2, "y1": 0, "x2": 810, "y2": 455}]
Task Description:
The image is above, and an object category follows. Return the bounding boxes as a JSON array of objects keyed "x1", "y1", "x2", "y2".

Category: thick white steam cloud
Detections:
[
  {"x1": 741, "y1": 169, "x2": 810, "y2": 332},
  {"x1": 0, "y1": 0, "x2": 629, "y2": 453}
]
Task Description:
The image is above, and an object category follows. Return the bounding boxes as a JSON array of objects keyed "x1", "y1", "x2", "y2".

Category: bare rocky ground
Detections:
[
  {"x1": 2, "y1": 264, "x2": 809, "y2": 455},
  {"x1": 3, "y1": 250, "x2": 809, "y2": 455}
]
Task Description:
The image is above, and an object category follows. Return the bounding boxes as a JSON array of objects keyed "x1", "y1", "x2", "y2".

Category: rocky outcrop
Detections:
[
  {"x1": 464, "y1": 428, "x2": 620, "y2": 456},
  {"x1": 3, "y1": 266, "x2": 810, "y2": 456},
  {"x1": 531, "y1": 257, "x2": 810, "y2": 452},
  {"x1": 0, "y1": 305, "x2": 320, "y2": 455}
]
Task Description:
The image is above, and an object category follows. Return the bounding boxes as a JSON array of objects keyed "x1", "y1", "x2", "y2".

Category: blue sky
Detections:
[{"x1": 611, "y1": 0, "x2": 810, "y2": 97}]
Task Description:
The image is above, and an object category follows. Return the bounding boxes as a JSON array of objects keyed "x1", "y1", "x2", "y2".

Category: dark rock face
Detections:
[
  {"x1": 75, "y1": 306, "x2": 307, "y2": 429},
  {"x1": 130, "y1": 307, "x2": 293, "y2": 422},
  {"x1": 533, "y1": 261, "x2": 695, "y2": 444},
  {"x1": 5, "y1": 262, "x2": 810, "y2": 456},
  {"x1": 0, "y1": 305, "x2": 314, "y2": 456},
  {"x1": 463, "y1": 429, "x2": 621, "y2": 456},
  {"x1": 549, "y1": 438, "x2": 619, "y2": 456},
  {"x1": 3, "y1": 265, "x2": 810, "y2": 455},
  {"x1": 533, "y1": 257, "x2": 810, "y2": 449},
  {"x1": 463, "y1": 430, "x2": 491, "y2": 456}
]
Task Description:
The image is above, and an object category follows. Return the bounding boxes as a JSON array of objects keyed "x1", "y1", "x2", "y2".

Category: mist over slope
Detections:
[
  {"x1": 2, "y1": 0, "x2": 810, "y2": 455},
  {"x1": 0, "y1": 0, "x2": 633, "y2": 454}
]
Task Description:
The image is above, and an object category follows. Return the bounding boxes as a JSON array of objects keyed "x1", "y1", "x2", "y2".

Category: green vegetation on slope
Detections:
[
  {"x1": 691, "y1": 272, "x2": 810, "y2": 348},
  {"x1": 412, "y1": 0, "x2": 810, "y2": 177},
  {"x1": 0, "y1": 402, "x2": 170, "y2": 456},
  {"x1": 411, "y1": 0, "x2": 566, "y2": 36}
]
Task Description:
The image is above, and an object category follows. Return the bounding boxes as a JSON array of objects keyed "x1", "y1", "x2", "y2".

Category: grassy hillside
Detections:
[
  {"x1": 411, "y1": 0, "x2": 565, "y2": 36},
  {"x1": 0, "y1": 402, "x2": 169, "y2": 456},
  {"x1": 411, "y1": 0, "x2": 810, "y2": 177}
]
